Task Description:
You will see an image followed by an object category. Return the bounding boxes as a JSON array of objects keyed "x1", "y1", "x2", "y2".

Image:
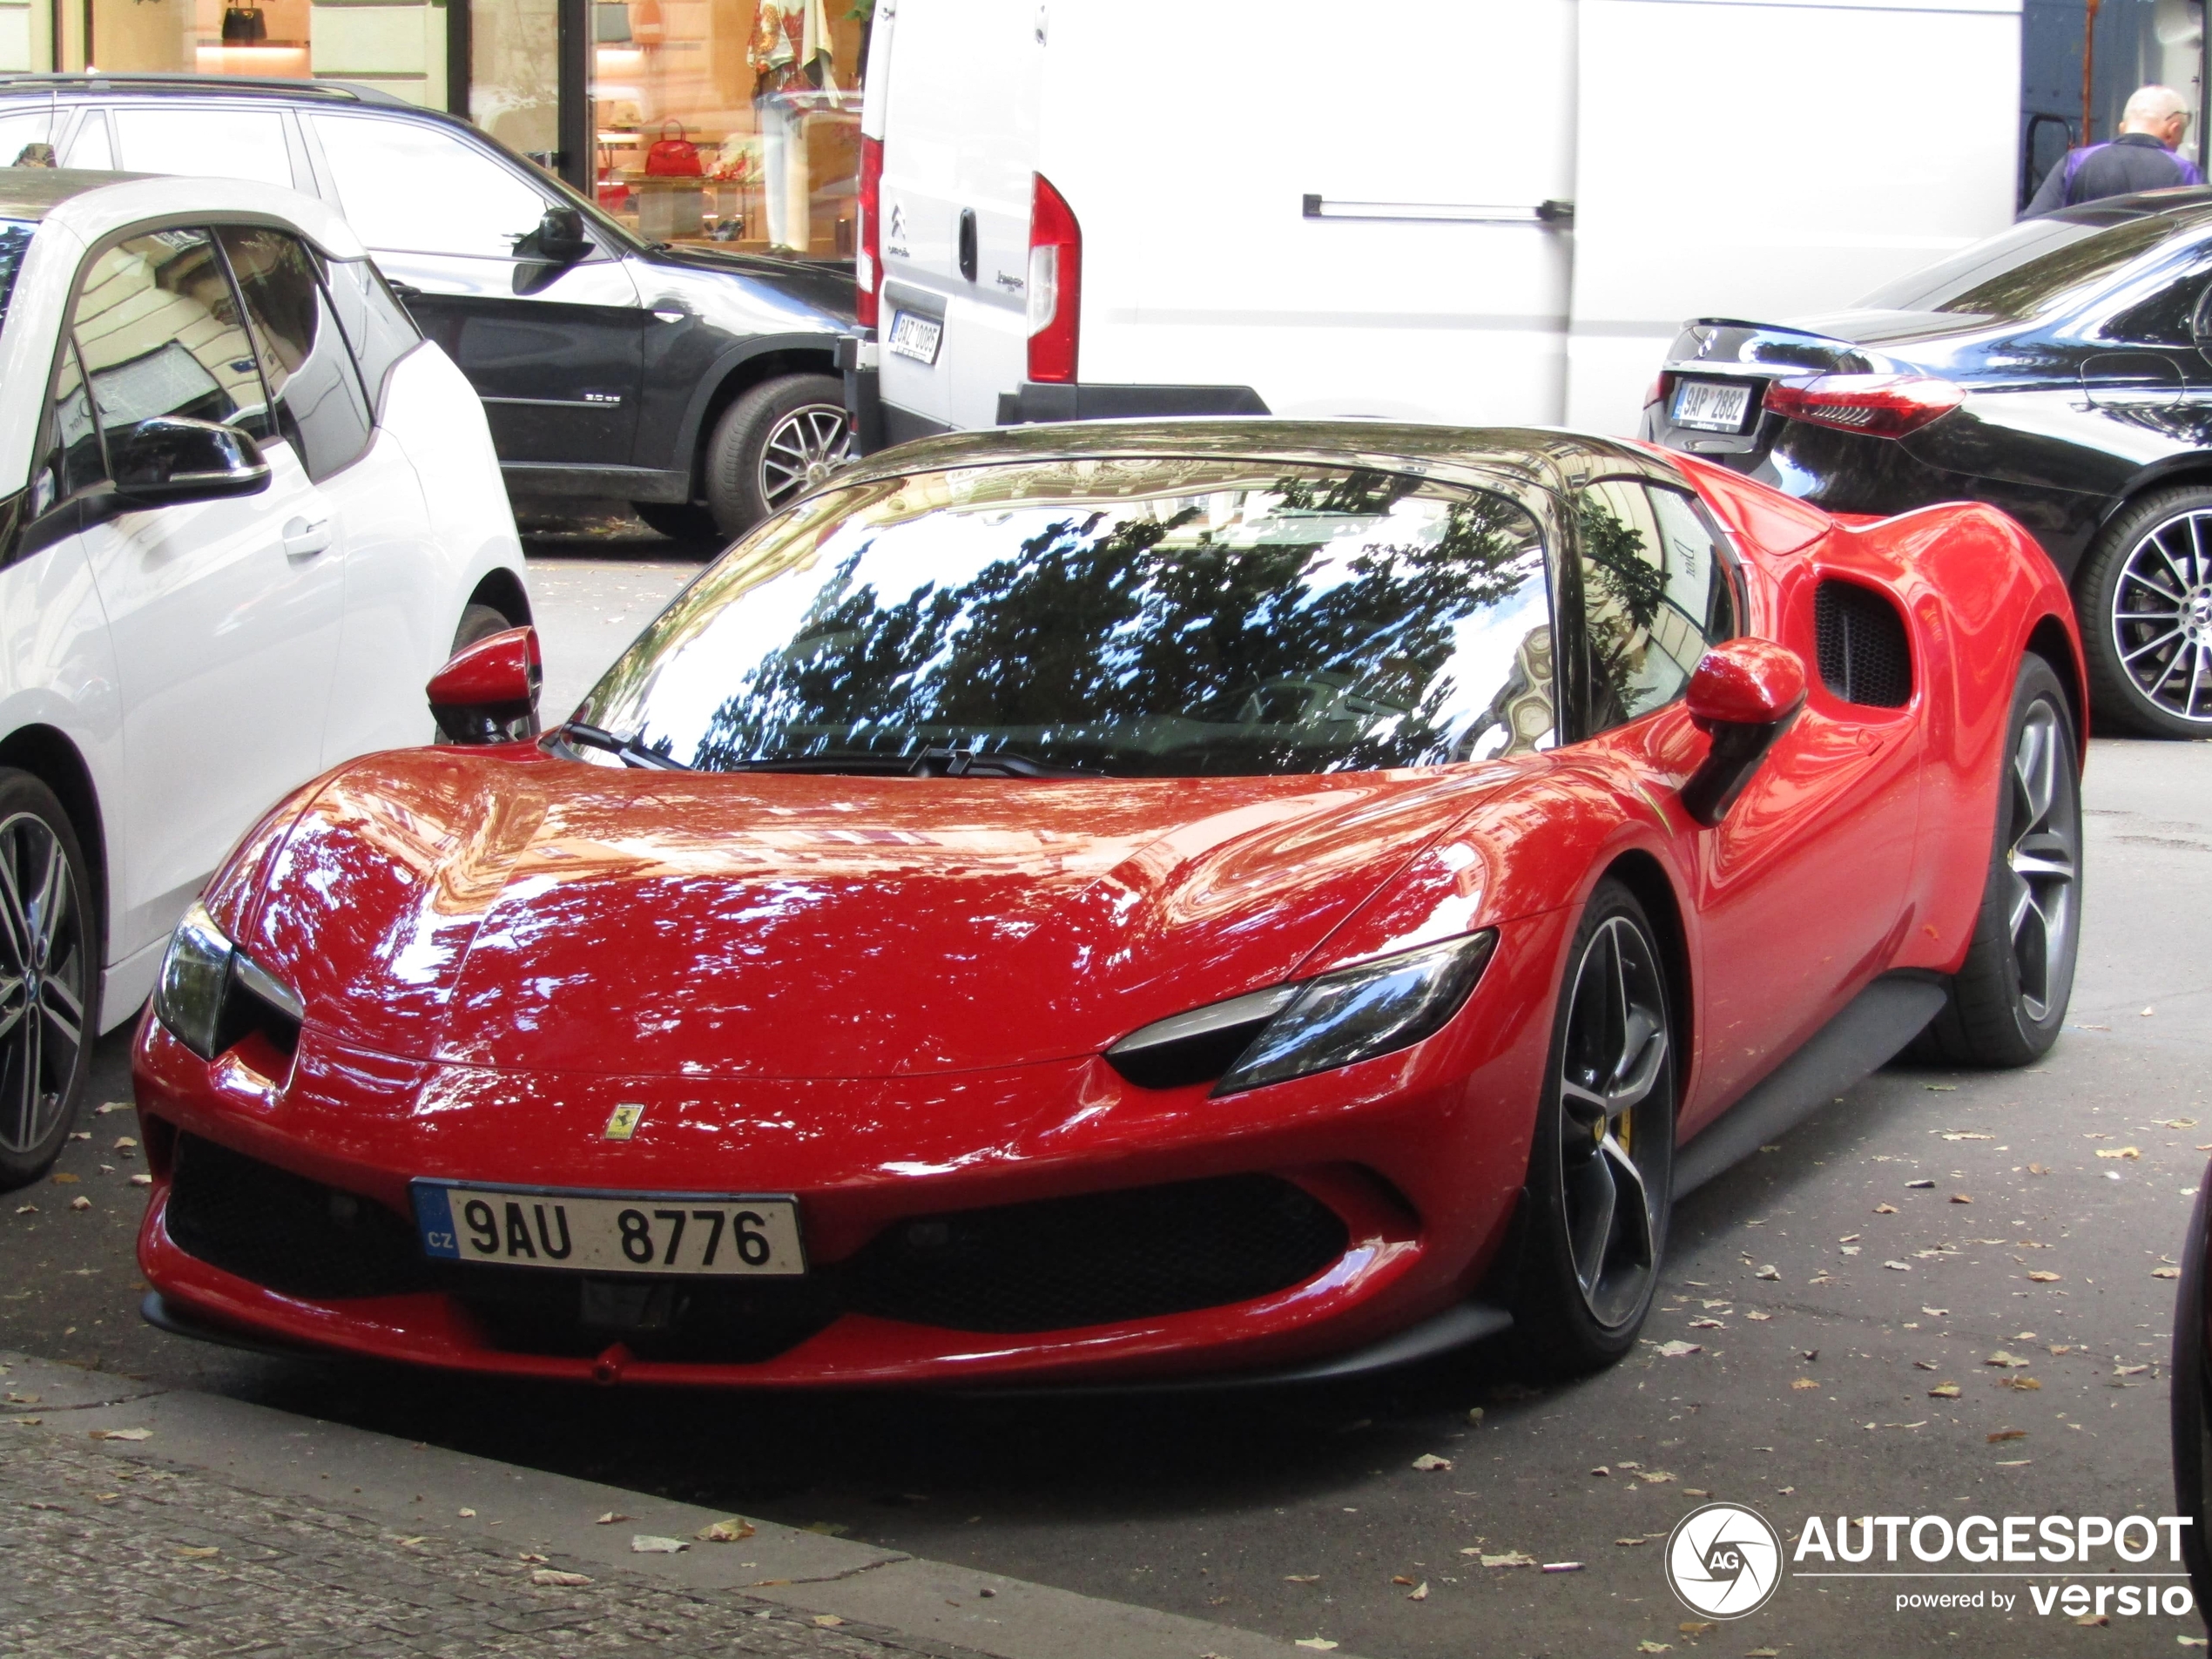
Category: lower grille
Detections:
[
  {"x1": 843, "y1": 1175, "x2": 1349, "y2": 1333},
  {"x1": 166, "y1": 1133, "x2": 433, "y2": 1300},
  {"x1": 164, "y1": 1136, "x2": 1351, "y2": 1355}
]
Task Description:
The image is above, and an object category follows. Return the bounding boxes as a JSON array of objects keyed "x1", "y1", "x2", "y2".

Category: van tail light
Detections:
[
  {"x1": 855, "y1": 135, "x2": 884, "y2": 330},
  {"x1": 1762, "y1": 374, "x2": 1963, "y2": 439},
  {"x1": 1026, "y1": 172, "x2": 1081, "y2": 384}
]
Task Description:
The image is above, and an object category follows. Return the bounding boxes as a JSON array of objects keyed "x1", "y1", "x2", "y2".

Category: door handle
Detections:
[{"x1": 282, "y1": 516, "x2": 333, "y2": 558}]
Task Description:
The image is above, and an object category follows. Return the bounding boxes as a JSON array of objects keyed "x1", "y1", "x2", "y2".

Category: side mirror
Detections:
[
  {"x1": 1680, "y1": 638, "x2": 1807, "y2": 826},
  {"x1": 526, "y1": 206, "x2": 591, "y2": 265},
  {"x1": 111, "y1": 417, "x2": 270, "y2": 508},
  {"x1": 428, "y1": 625, "x2": 543, "y2": 745}
]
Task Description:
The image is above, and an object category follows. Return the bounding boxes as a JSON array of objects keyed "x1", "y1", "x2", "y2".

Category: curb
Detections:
[{"x1": 0, "y1": 1349, "x2": 1363, "y2": 1659}]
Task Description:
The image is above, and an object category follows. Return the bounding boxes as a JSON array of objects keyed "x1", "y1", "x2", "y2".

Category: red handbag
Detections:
[{"x1": 644, "y1": 119, "x2": 703, "y2": 178}]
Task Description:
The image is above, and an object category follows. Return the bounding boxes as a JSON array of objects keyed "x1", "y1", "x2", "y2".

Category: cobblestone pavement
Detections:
[{"x1": 0, "y1": 1433, "x2": 976, "y2": 1659}]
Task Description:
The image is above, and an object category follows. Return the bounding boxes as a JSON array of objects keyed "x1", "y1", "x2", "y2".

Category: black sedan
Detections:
[{"x1": 1643, "y1": 190, "x2": 2212, "y2": 738}]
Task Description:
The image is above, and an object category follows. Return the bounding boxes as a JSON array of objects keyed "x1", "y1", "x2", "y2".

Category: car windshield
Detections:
[
  {"x1": 1856, "y1": 212, "x2": 2188, "y2": 319},
  {"x1": 577, "y1": 460, "x2": 1556, "y2": 777},
  {"x1": 0, "y1": 219, "x2": 33, "y2": 332}
]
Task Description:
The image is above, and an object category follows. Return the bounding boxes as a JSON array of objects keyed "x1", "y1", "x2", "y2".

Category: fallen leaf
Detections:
[
  {"x1": 1689, "y1": 1318, "x2": 1725, "y2": 1330},
  {"x1": 2027, "y1": 1163, "x2": 2050, "y2": 1176},
  {"x1": 1635, "y1": 1470, "x2": 1677, "y2": 1484},
  {"x1": 802, "y1": 1521, "x2": 850, "y2": 1537},
  {"x1": 1680, "y1": 1622, "x2": 1716, "y2": 1636},
  {"x1": 1754, "y1": 1265, "x2": 1779, "y2": 1280},
  {"x1": 1940, "y1": 1132, "x2": 1993, "y2": 1142},
  {"x1": 1466, "y1": 1406, "x2": 1485, "y2": 1426},
  {"x1": 1591, "y1": 1466, "x2": 1610, "y2": 1476},
  {"x1": 2000, "y1": 1376, "x2": 2042, "y2": 1391},
  {"x1": 1929, "y1": 1383, "x2": 1960, "y2": 1398},
  {"x1": 1986, "y1": 1351, "x2": 2031, "y2": 1367},
  {"x1": 1411, "y1": 1453, "x2": 1453, "y2": 1472},
  {"x1": 67, "y1": 1197, "x2": 89, "y2": 1211},
  {"x1": 1949, "y1": 1194, "x2": 1973, "y2": 1204},
  {"x1": 94, "y1": 1102, "x2": 128, "y2": 1115},
  {"x1": 2027, "y1": 1271, "x2": 2061, "y2": 1283},
  {"x1": 812, "y1": 1615, "x2": 845, "y2": 1629},
  {"x1": 1912, "y1": 1359, "x2": 1938, "y2": 1371},
  {"x1": 1922, "y1": 1306, "x2": 1949, "y2": 1317},
  {"x1": 175, "y1": 1546, "x2": 219, "y2": 1559},
  {"x1": 2096, "y1": 1146, "x2": 2141, "y2": 1160},
  {"x1": 2049, "y1": 1344, "x2": 2074, "y2": 1355},
  {"x1": 1654, "y1": 1340, "x2": 1702, "y2": 1358},
  {"x1": 2077, "y1": 1612, "x2": 2110, "y2": 1626},
  {"x1": 1905, "y1": 1179, "x2": 1936, "y2": 1190},
  {"x1": 594, "y1": 1512, "x2": 632, "y2": 1525},
  {"x1": 1541, "y1": 1561, "x2": 1582, "y2": 1573},
  {"x1": 1745, "y1": 1310, "x2": 1772, "y2": 1322},
  {"x1": 457, "y1": 1508, "x2": 475, "y2": 1519},
  {"x1": 1480, "y1": 1551, "x2": 1538, "y2": 1568},
  {"x1": 1791, "y1": 1378, "x2": 1819, "y2": 1390},
  {"x1": 13, "y1": 1204, "x2": 33, "y2": 1214},
  {"x1": 51, "y1": 1173, "x2": 78, "y2": 1184},
  {"x1": 2165, "y1": 1119, "x2": 2199, "y2": 1130},
  {"x1": 1637, "y1": 1644, "x2": 1673, "y2": 1656},
  {"x1": 696, "y1": 1518, "x2": 755, "y2": 1542},
  {"x1": 1391, "y1": 1575, "x2": 1415, "y2": 1586},
  {"x1": 89, "y1": 1428, "x2": 151, "y2": 1441},
  {"x1": 1294, "y1": 1642, "x2": 1339, "y2": 1652},
  {"x1": 1988, "y1": 1429, "x2": 2027, "y2": 1442},
  {"x1": 1284, "y1": 1575, "x2": 1321, "y2": 1583},
  {"x1": 1615, "y1": 1536, "x2": 1647, "y2": 1546},
  {"x1": 530, "y1": 1568, "x2": 592, "y2": 1587},
  {"x1": 128, "y1": 1174, "x2": 151, "y2": 1187},
  {"x1": 2155, "y1": 1266, "x2": 2182, "y2": 1279},
  {"x1": 1924, "y1": 1084, "x2": 1958, "y2": 1092},
  {"x1": 1748, "y1": 1650, "x2": 1781, "y2": 1658},
  {"x1": 1883, "y1": 1260, "x2": 1912, "y2": 1271},
  {"x1": 2116, "y1": 1364, "x2": 2151, "y2": 1377},
  {"x1": 1873, "y1": 1204, "x2": 1898, "y2": 1214},
  {"x1": 631, "y1": 1534, "x2": 688, "y2": 1554},
  {"x1": 1406, "y1": 1581, "x2": 1430, "y2": 1600}
]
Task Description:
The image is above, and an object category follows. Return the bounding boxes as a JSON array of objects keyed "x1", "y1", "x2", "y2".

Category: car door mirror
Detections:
[
  {"x1": 110, "y1": 417, "x2": 270, "y2": 508},
  {"x1": 523, "y1": 206, "x2": 591, "y2": 265},
  {"x1": 1680, "y1": 638, "x2": 1807, "y2": 826},
  {"x1": 428, "y1": 625, "x2": 543, "y2": 745}
]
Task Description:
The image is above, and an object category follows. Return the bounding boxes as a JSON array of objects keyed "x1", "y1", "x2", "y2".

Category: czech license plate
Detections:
[
  {"x1": 887, "y1": 308, "x2": 943, "y2": 365},
  {"x1": 413, "y1": 1182, "x2": 805, "y2": 1276},
  {"x1": 1670, "y1": 378, "x2": 1753, "y2": 433}
]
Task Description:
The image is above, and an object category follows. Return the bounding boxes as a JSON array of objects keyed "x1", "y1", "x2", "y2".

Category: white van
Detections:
[{"x1": 846, "y1": 0, "x2": 2024, "y2": 447}]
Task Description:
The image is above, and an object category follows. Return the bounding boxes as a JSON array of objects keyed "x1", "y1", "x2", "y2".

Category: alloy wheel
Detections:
[
  {"x1": 2005, "y1": 698, "x2": 2079, "y2": 1022},
  {"x1": 0, "y1": 811, "x2": 86, "y2": 1157},
  {"x1": 757, "y1": 403, "x2": 852, "y2": 514},
  {"x1": 1555, "y1": 915, "x2": 1670, "y2": 1328},
  {"x1": 2114, "y1": 510, "x2": 2212, "y2": 725}
]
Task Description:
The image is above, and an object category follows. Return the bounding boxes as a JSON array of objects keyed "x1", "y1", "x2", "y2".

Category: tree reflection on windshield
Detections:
[{"x1": 588, "y1": 463, "x2": 1559, "y2": 779}]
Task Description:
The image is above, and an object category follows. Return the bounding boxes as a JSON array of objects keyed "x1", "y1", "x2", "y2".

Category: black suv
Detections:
[{"x1": 0, "y1": 74, "x2": 857, "y2": 541}]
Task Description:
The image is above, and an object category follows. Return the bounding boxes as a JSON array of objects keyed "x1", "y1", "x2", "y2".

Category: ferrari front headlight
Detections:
[
  {"x1": 1107, "y1": 930, "x2": 1497, "y2": 1096},
  {"x1": 154, "y1": 901, "x2": 234, "y2": 1060},
  {"x1": 153, "y1": 900, "x2": 305, "y2": 1063}
]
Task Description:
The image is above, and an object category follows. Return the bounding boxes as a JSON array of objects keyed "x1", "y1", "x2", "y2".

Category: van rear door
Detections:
[{"x1": 873, "y1": 0, "x2": 1043, "y2": 436}]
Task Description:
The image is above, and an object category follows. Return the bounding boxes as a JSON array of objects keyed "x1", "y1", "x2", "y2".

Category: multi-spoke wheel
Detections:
[
  {"x1": 1913, "y1": 656, "x2": 2082, "y2": 1068},
  {"x1": 703, "y1": 373, "x2": 853, "y2": 540},
  {"x1": 2079, "y1": 487, "x2": 2212, "y2": 738},
  {"x1": 1512, "y1": 878, "x2": 1676, "y2": 1375},
  {"x1": 0, "y1": 772, "x2": 94, "y2": 1190}
]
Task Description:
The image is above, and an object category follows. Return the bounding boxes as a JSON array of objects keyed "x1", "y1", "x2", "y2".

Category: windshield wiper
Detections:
[
  {"x1": 555, "y1": 721, "x2": 691, "y2": 771},
  {"x1": 720, "y1": 746, "x2": 1100, "y2": 779}
]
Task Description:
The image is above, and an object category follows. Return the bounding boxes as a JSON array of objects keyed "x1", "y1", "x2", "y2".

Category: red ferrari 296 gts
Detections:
[{"x1": 132, "y1": 421, "x2": 2085, "y2": 1388}]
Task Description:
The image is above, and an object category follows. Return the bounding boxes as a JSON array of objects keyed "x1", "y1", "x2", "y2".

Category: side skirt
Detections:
[{"x1": 1673, "y1": 971, "x2": 1948, "y2": 1198}]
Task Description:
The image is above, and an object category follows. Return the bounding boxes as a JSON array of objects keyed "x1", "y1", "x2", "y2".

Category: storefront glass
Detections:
[
  {"x1": 52, "y1": 0, "x2": 448, "y2": 105},
  {"x1": 590, "y1": 0, "x2": 866, "y2": 256}
]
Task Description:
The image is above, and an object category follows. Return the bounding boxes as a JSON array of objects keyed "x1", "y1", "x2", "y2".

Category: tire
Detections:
[
  {"x1": 1913, "y1": 656, "x2": 2081, "y2": 1068},
  {"x1": 2075, "y1": 486, "x2": 2212, "y2": 738},
  {"x1": 450, "y1": 603, "x2": 513, "y2": 658},
  {"x1": 1510, "y1": 878, "x2": 1676, "y2": 1377},
  {"x1": 0, "y1": 770, "x2": 97, "y2": 1192},
  {"x1": 2172, "y1": 1176, "x2": 2212, "y2": 1613},
  {"x1": 702, "y1": 374, "x2": 852, "y2": 540},
  {"x1": 631, "y1": 501, "x2": 723, "y2": 547}
]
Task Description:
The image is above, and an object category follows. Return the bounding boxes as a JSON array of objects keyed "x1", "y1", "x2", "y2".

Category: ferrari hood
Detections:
[{"x1": 239, "y1": 751, "x2": 1517, "y2": 1079}]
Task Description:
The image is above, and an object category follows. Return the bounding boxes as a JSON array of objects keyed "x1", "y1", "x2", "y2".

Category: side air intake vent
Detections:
[{"x1": 1815, "y1": 580, "x2": 1912, "y2": 708}]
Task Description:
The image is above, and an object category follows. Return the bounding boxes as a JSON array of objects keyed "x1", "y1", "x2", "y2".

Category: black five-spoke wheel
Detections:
[
  {"x1": 1514, "y1": 878, "x2": 1676, "y2": 1374},
  {"x1": 0, "y1": 772, "x2": 93, "y2": 1190}
]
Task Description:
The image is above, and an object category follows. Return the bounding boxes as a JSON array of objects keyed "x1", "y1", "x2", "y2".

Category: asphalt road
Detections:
[{"x1": 3, "y1": 537, "x2": 2205, "y2": 1658}]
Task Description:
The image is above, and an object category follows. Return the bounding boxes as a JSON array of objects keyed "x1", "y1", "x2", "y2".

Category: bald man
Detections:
[{"x1": 2023, "y1": 84, "x2": 2205, "y2": 217}]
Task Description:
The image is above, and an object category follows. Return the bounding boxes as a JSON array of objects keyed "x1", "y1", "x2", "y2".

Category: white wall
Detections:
[{"x1": 1567, "y1": 0, "x2": 2022, "y2": 433}]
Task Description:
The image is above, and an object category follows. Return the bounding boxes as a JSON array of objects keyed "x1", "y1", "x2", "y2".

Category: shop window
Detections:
[
  {"x1": 217, "y1": 226, "x2": 375, "y2": 481},
  {"x1": 66, "y1": 0, "x2": 446, "y2": 107},
  {"x1": 314, "y1": 114, "x2": 555, "y2": 260},
  {"x1": 111, "y1": 105, "x2": 294, "y2": 189},
  {"x1": 590, "y1": 0, "x2": 867, "y2": 256}
]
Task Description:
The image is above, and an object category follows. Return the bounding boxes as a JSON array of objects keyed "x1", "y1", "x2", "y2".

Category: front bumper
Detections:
[{"x1": 131, "y1": 934, "x2": 1556, "y2": 1387}]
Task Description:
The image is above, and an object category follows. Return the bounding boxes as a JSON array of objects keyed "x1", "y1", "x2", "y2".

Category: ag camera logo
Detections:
[{"x1": 1667, "y1": 1501, "x2": 1784, "y2": 1619}]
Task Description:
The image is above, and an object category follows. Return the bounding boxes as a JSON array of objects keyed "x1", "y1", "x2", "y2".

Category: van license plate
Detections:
[
  {"x1": 413, "y1": 1182, "x2": 806, "y2": 1276},
  {"x1": 887, "y1": 309, "x2": 943, "y2": 365},
  {"x1": 1670, "y1": 379, "x2": 1753, "y2": 433}
]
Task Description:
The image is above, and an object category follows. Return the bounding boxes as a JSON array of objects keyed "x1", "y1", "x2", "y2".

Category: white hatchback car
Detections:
[{"x1": 0, "y1": 168, "x2": 531, "y2": 1187}]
